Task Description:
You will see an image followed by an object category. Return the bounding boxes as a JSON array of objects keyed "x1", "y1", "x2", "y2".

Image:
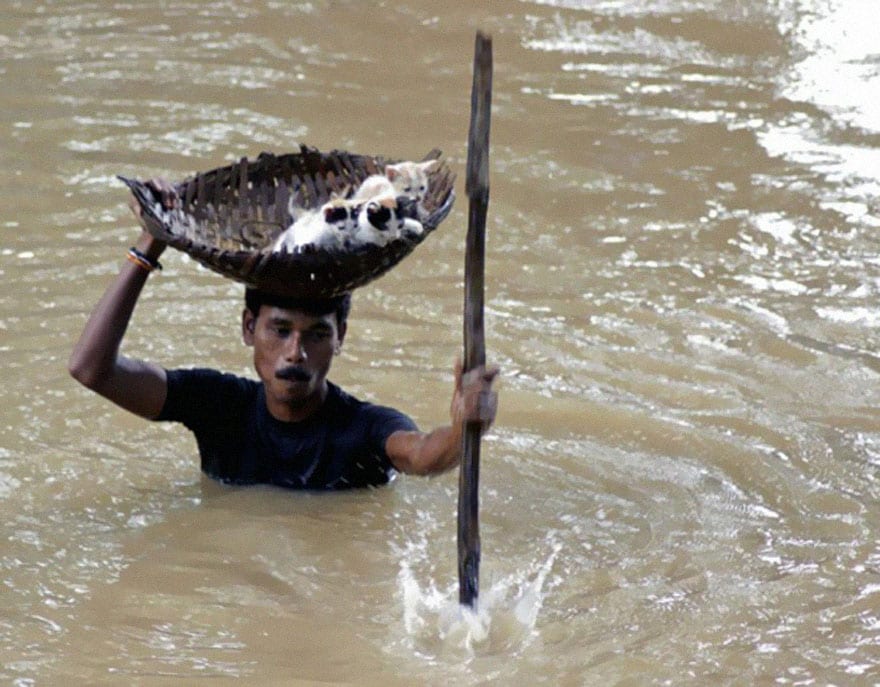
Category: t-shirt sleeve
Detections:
[
  {"x1": 365, "y1": 404, "x2": 419, "y2": 462},
  {"x1": 155, "y1": 368, "x2": 254, "y2": 430}
]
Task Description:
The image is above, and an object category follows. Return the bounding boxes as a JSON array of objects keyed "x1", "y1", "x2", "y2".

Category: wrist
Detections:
[
  {"x1": 134, "y1": 232, "x2": 167, "y2": 262},
  {"x1": 126, "y1": 247, "x2": 162, "y2": 273}
]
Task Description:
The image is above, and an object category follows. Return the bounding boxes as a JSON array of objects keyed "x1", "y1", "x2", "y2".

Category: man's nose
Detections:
[{"x1": 284, "y1": 334, "x2": 307, "y2": 362}]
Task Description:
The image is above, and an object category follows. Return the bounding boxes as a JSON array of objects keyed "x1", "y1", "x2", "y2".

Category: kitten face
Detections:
[
  {"x1": 365, "y1": 200, "x2": 394, "y2": 231},
  {"x1": 351, "y1": 159, "x2": 438, "y2": 222},
  {"x1": 352, "y1": 197, "x2": 396, "y2": 247},
  {"x1": 351, "y1": 196, "x2": 423, "y2": 247},
  {"x1": 385, "y1": 159, "x2": 437, "y2": 206},
  {"x1": 321, "y1": 197, "x2": 358, "y2": 229}
]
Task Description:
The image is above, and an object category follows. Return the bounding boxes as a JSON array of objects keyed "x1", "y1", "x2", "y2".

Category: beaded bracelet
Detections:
[{"x1": 126, "y1": 247, "x2": 163, "y2": 272}]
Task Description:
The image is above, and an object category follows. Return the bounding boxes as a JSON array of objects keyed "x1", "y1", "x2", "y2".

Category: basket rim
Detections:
[{"x1": 121, "y1": 145, "x2": 457, "y2": 298}]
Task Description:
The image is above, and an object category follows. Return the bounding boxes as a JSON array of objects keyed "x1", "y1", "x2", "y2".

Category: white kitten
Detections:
[{"x1": 272, "y1": 197, "x2": 358, "y2": 252}]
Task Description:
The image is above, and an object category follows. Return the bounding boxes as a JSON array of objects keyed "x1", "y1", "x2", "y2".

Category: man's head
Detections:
[
  {"x1": 244, "y1": 289, "x2": 352, "y2": 331},
  {"x1": 242, "y1": 289, "x2": 352, "y2": 421}
]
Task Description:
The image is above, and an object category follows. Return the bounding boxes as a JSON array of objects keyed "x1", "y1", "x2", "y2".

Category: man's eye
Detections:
[{"x1": 273, "y1": 327, "x2": 291, "y2": 337}]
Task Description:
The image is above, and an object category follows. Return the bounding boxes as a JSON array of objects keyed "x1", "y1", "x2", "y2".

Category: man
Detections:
[{"x1": 68, "y1": 182, "x2": 499, "y2": 489}]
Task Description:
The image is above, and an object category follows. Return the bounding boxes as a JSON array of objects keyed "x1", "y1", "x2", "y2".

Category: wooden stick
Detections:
[{"x1": 458, "y1": 31, "x2": 492, "y2": 609}]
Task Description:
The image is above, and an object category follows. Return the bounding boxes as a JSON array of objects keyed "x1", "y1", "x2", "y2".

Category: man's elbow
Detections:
[
  {"x1": 398, "y1": 459, "x2": 434, "y2": 477},
  {"x1": 399, "y1": 451, "x2": 459, "y2": 477},
  {"x1": 386, "y1": 430, "x2": 460, "y2": 477},
  {"x1": 67, "y1": 354, "x2": 103, "y2": 391}
]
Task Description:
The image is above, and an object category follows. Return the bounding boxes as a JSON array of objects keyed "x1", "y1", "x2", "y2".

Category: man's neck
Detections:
[{"x1": 266, "y1": 380, "x2": 329, "y2": 423}]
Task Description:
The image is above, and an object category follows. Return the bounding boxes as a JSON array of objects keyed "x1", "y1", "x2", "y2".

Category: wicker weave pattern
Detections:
[{"x1": 120, "y1": 145, "x2": 456, "y2": 297}]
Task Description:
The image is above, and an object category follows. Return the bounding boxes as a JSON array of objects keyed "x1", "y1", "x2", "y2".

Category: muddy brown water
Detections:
[{"x1": 2, "y1": 1, "x2": 879, "y2": 684}]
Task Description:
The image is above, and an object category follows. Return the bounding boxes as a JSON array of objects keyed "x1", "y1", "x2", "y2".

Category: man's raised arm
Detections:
[{"x1": 68, "y1": 188, "x2": 172, "y2": 420}]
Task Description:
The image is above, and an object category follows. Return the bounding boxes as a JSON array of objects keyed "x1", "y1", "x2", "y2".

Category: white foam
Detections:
[{"x1": 395, "y1": 535, "x2": 562, "y2": 659}]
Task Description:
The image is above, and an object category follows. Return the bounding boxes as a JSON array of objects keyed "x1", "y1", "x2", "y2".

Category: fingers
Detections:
[
  {"x1": 146, "y1": 177, "x2": 179, "y2": 210},
  {"x1": 480, "y1": 391, "x2": 498, "y2": 426},
  {"x1": 480, "y1": 364, "x2": 500, "y2": 384},
  {"x1": 460, "y1": 363, "x2": 500, "y2": 388},
  {"x1": 455, "y1": 359, "x2": 500, "y2": 429},
  {"x1": 127, "y1": 177, "x2": 178, "y2": 227}
]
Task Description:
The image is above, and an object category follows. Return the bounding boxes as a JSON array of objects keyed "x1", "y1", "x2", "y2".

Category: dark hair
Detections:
[{"x1": 244, "y1": 289, "x2": 352, "y2": 330}]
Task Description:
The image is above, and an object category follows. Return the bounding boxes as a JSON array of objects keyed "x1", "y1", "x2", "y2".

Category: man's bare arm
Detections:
[
  {"x1": 386, "y1": 361, "x2": 499, "y2": 476},
  {"x1": 69, "y1": 196, "x2": 170, "y2": 419}
]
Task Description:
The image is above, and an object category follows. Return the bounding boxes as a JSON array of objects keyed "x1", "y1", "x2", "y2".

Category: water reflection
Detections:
[{"x1": 2, "y1": 0, "x2": 880, "y2": 684}]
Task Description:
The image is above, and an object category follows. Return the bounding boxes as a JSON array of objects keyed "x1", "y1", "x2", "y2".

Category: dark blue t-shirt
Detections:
[{"x1": 155, "y1": 368, "x2": 417, "y2": 489}]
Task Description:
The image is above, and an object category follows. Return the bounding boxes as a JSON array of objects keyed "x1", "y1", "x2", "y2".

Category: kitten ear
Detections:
[
  {"x1": 419, "y1": 159, "x2": 439, "y2": 173},
  {"x1": 385, "y1": 164, "x2": 401, "y2": 181},
  {"x1": 324, "y1": 205, "x2": 348, "y2": 223}
]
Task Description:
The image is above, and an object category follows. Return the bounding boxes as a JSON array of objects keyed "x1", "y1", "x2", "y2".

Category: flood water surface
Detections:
[{"x1": 2, "y1": 1, "x2": 879, "y2": 684}]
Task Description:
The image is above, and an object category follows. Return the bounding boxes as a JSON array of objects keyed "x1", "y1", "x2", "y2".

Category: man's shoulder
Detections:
[
  {"x1": 158, "y1": 367, "x2": 261, "y2": 422},
  {"x1": 326, "y1": 381, "x2": 361, "y2": 407},
  {"x1": 325, "y1": 381, "x2": 383, "y2": 415},
  {"x1": 167, "y1": 367, "x2": 259, "y2": 389},
  {"x1": 325, "y1": 381, "x2": 417, "y2": 431}
]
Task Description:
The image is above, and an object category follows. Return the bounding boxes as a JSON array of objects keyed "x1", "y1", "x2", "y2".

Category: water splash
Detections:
[{"x1": 396, "y1": 533, "x2": 561, "y2": 659}]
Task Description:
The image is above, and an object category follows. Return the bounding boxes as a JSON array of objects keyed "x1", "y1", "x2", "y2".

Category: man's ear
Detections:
[
  {"x1": 336, "y1": 321, "x2": 347, "y2": 352},
  {"x1": 242, "y1": 308, "x2": 256, "y2": 345}
]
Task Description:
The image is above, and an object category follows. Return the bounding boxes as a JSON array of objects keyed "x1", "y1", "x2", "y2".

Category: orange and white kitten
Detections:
[{"x1": 352, "y1": 159, "x2": 438, "y2": 219}]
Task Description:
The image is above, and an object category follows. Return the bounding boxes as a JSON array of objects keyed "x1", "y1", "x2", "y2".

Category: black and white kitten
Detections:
[
  {"x1": 272, "y1": 195, "x2": 421, "y2": 253},
  {"x1": 351, "y1": 196, "x2": 423, "y2": 247},
  {"x1": 271, "y1": 197, "x2": 358, "y2": 252}
]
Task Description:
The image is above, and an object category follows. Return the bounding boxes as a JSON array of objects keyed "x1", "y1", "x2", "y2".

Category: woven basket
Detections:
[{"x1": 120, "y1": 145, "x2": 456, "y2": 298}]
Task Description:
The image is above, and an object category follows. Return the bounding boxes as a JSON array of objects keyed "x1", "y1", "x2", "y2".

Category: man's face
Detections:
[{"x1": 242, "y1": 305, "x2": 345, "y2": 418}]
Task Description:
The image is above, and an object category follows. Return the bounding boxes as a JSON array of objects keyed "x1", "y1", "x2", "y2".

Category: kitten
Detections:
[
  {"x1": 271, "y1": 182, "x2": 425, "y2": 253},
  {"x1": 352, "y1": 159, "x2": 438, "y2": 220},
  {"x1": 271, "y1": 197, "x2": 358, "y2": 253},
  {"x1": 350, "y1": 196, "x2": 423, "y2": 248}
]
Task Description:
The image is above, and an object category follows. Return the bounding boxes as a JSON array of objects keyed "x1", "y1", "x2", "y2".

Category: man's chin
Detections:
[
  {"x1": 277, "y1": 379, "x2": 318, "y2": 403},
  {"x1": 279, "y1": 378, "x2": 309, "y2": 392}
]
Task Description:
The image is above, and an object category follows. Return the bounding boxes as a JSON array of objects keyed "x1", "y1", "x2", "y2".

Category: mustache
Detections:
[{"x1": 275, "y1": 366, "x2": 311, "y2": 382}]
